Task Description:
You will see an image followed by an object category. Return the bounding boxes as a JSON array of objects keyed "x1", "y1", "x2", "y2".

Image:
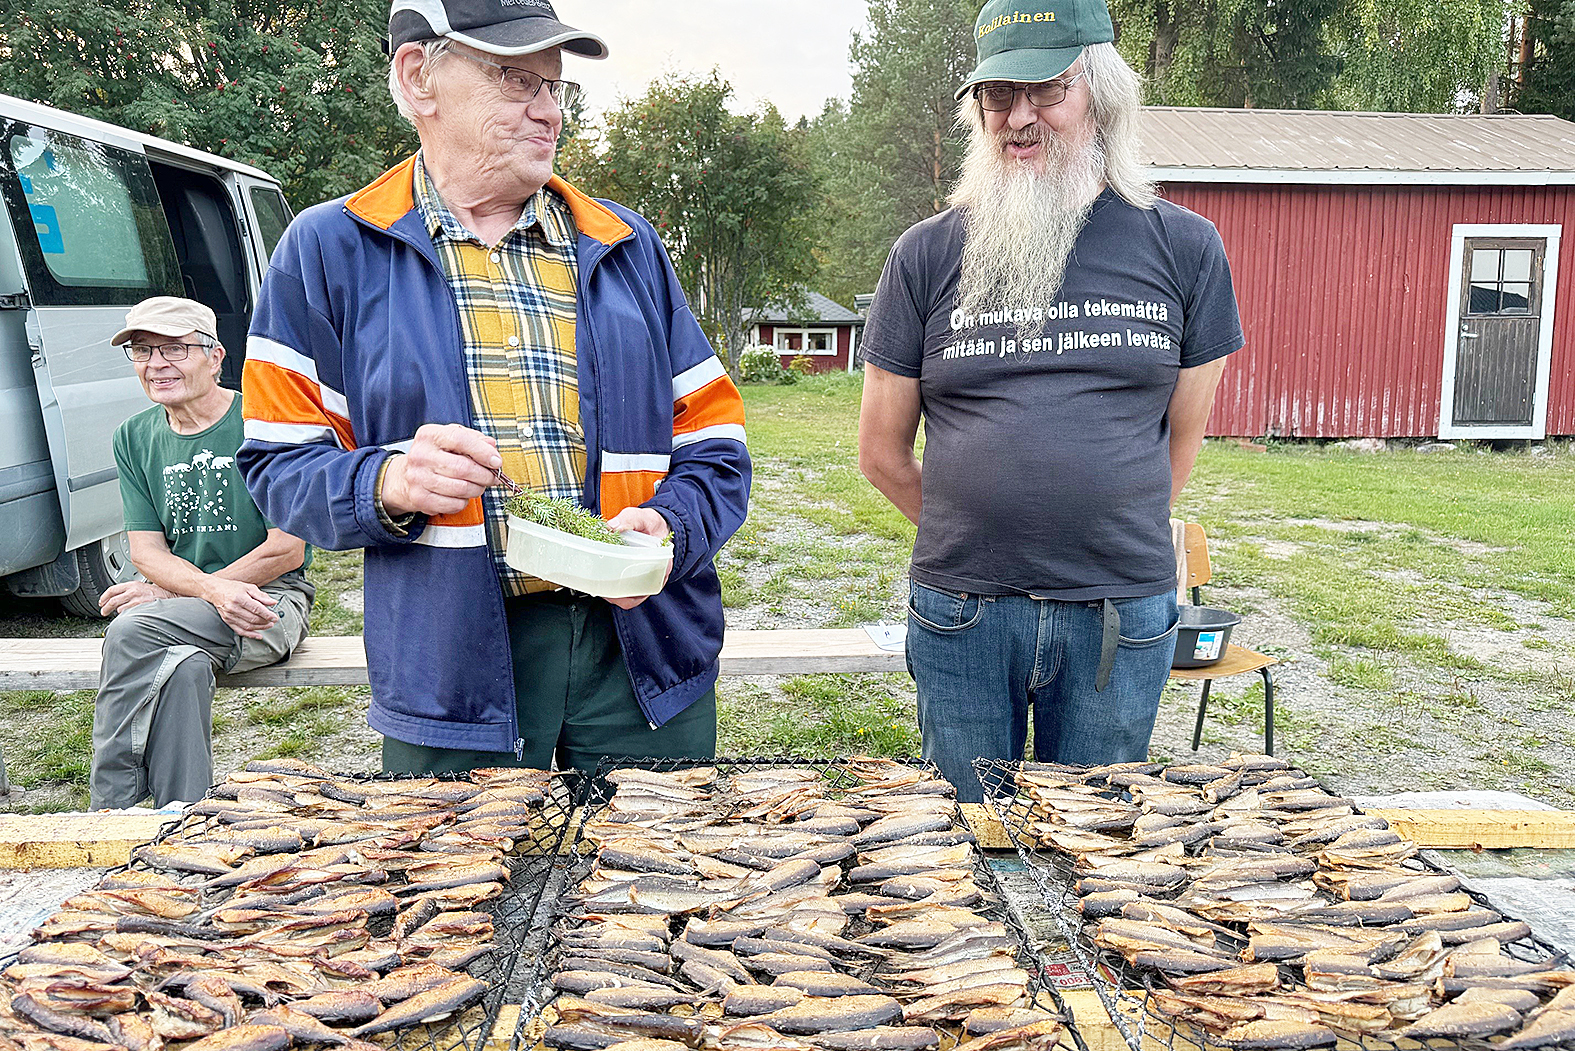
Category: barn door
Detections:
[{"x1": 1439, "y1": 225, "x2": 1560, "y2": 439}]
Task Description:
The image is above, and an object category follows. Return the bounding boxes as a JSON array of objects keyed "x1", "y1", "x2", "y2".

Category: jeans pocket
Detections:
[
  {"x1": 908, "y1": 582, "x2": 985, "y2": 634},
  {"x1": 1116, "y1": 595, "x2": 1180, "y2": 649}
]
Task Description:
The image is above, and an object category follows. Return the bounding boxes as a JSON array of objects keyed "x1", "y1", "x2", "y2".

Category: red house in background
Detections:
[
  {"x1": 748, "y1": 291, "x2": 865, "y2": 374},
  {"x1": 1142, "y1": 108, "x2": 1575, "y2": 439}
]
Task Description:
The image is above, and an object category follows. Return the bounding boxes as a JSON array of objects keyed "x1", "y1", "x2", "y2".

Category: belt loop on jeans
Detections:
[{"x1": 1095, "y1": 598, "x2": 1120, "y2": 693}]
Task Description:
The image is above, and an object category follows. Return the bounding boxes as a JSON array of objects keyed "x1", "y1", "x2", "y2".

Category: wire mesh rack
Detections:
[
  {"x1": 972, "y1": 758, "x2": 1575, "y2": 1051},
  {"x1": 509, "y1": 755, "x2": 1090, "y2": 1051},
  {"x1": 3, "y1": 767, "x2": 585, "y2": 1051}
]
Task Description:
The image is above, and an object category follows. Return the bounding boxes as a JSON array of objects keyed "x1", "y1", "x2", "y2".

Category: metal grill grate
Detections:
[
  {"x1": 972, "y1": 758, "x2": 1575, "y2": 1051},
  {"x1": 509, "y1": 756, "x2": 1090, "y2": 1051},
  {"x1": 3, "y1": 769, "x2": 583, "y2": 1051}
]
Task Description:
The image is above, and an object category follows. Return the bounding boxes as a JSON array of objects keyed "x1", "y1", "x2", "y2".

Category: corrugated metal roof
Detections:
[
  {"x1": 1141, "y1": 109, "x2": 1575, "y2": 184},
  {"x1": 750, "y1": 290, "x2": 864, "y2": 324}
]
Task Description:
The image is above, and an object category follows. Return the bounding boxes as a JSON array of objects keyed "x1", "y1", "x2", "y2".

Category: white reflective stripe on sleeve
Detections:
[
  {"x1": 321, "y1": 387, "x2": 350, "y2": 419},
  {"x1": 243, "y1": 420, "x2": 343, "y2": 447},
  {"x1": 248, "y1": 335, "x2": 351, "y2": 421},
  {"x1": 601, "y1": 452, "x2": 671, "y2": 474},
  {"x1": 672, "y1": 356, "x2": 727, "y2": 401},
  {"x1": 411, "y1": 524, "x2": 488, "y2": 549},
  {"x1": 671, "y1": 423, "x2": 747, "y2": 451},
  {"x1": 247, "y1": 336, "x2": 319, "y2": 382}
]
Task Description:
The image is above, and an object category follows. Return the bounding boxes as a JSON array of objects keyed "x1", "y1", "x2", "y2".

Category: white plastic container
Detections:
[{"x1": 504, "y1": 516, "x2": 672, "y2": 598}]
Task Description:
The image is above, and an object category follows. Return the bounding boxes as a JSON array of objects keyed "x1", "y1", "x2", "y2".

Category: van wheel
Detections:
[{"x1": 60, "y1": 533, "x2": 136, "y2": 619}]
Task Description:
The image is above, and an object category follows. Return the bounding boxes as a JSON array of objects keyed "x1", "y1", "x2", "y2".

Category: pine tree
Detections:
[{"x1": 809, "y1": 0, "x2": 978, "y2": 307}]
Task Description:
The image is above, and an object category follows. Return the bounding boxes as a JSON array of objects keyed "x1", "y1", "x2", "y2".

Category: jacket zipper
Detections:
[
  {"x1": 381, "y1": 213, "x2": 528, "y2": 757},
  {"x1": 575, "y1": 238, "x2": 662, "y2": 734}
]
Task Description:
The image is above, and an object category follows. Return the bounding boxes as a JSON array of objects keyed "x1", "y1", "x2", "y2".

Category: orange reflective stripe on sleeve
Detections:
[
  {"x1": 673, "y1": 374, "x2": 746, "y2": 438},
  {"x1": 428, "y1": 498, "x2": 486, "y2": 528},
  {"x1": 243, "y1": 359, "x2": 357, "y2": 450},
  {"x1": 600, "y1": 470, "x2": 666, "y2": 519}
]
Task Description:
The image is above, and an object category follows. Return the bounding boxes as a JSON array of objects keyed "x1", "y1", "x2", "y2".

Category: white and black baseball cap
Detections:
[{"x1": 387, "y1": 0, "x2": 608, "y2": 58}]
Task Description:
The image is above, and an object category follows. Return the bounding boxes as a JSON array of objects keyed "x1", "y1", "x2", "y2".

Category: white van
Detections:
[{"x1": 0, "y1": 94, "x2": 293, "y2": 616}]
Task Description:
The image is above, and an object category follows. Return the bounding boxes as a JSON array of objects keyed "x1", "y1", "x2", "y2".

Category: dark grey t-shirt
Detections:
[{"x1": 861, "y1": 190, "x2": 1243, "y2": 600}]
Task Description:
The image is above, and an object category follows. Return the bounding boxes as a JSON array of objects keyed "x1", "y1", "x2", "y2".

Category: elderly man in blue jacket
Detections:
[{"x1": 238, "y1": 0, "x2": 750, "y2": 774}]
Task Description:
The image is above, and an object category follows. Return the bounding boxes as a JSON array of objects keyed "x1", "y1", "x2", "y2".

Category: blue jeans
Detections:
[{"x1": 906, "y1": 583, "x2": 1179, "y2": 802}]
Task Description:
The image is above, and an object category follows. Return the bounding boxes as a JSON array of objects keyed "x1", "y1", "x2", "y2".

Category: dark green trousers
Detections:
[{"x1": 382, "y1": 591, "x2": 716, "y2": 775}]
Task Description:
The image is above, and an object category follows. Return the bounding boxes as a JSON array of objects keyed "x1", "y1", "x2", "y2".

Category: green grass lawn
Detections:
[{"x1": 5, "y1": 370, "x2": 1574, "y2": 808}]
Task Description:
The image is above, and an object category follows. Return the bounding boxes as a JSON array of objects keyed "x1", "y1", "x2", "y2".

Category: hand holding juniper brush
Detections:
[{"x1": 503, "y1": 490, "x2": 673, "y2": 609}]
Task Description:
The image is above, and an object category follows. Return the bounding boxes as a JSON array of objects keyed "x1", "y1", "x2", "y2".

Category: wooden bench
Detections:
[
  {"x1": 0, "y1": 630, "x2": 908, "y2": 692},
  {"x1": 0, "y1": 629, "x2": 1273, "y2": 693}
]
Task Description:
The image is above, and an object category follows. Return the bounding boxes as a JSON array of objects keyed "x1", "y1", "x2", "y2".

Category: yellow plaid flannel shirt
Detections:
[{"x1": 414, "y1": 155, "x2": 586, "y2": 595}]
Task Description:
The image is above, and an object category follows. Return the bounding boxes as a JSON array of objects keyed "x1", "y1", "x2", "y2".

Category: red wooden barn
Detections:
[
  {"x1": 1142, "y1": 108, "x2": 1575, "y2": 439},
  {"x1": 748, "y1": 291, "x2": 865, "y2": 374}
]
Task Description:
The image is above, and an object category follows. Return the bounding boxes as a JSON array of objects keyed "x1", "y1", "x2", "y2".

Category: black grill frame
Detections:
[
  {"x1": 508, "y1": 755, "x2": 1092, "y2": 1051},
  {"x1": 972, "y1": 758, "x2": 1575, "y2": 1051},
  {"x1": 2, "y1": 769, "x2": 583, "y2": 1051}
]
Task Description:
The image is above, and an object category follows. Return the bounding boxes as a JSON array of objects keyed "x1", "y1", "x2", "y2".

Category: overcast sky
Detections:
[{"x1": 552, "y1": 0, "x2": 869, "y2": 123}]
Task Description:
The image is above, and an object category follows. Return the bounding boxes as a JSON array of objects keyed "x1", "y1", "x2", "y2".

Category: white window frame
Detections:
[
  {"x1": 1438, "y1": 223, "x2": 1561, "y2": 440},
  {"x1": 773, "y1": 326, "x2": 839, "y2": 356}
]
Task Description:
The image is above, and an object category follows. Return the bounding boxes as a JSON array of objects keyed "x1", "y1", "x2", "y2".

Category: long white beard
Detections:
[{"x1": 951, "y1": 121, "x2": 1107, "y2": 344}]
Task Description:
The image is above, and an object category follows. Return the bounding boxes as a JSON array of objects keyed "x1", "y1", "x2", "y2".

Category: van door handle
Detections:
[{"x1": 0, "y1": 292, "x2": 29, "y2": 310}]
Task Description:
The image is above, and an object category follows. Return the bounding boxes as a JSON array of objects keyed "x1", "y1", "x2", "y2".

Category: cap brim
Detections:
[
  {"x1": 110, "y1": 322, "x2": 212, "y2": 346},
  {"x1": 954, "y1": 45, "x2": 1084, "y2": 100},
  {"x1": 454, "y1": 20, "x2": 608, "y2": 58}
]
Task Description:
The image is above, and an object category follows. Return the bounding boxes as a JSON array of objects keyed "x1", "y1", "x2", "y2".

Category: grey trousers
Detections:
[{"x1": 89, "y1": 573, "x2": 313, "y2": 810}]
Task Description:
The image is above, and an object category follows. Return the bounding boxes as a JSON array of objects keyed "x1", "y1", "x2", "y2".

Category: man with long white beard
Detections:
[{"x1": 857, "y1": 0, "x2": 1244, "y2": 800}]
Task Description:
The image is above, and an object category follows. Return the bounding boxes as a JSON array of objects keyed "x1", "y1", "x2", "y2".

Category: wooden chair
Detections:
[{"x1": 1171, "y1": 523, "x2": 1279, "y2": 754}]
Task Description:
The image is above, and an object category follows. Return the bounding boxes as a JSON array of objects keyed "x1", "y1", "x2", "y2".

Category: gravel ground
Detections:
[{"x1": 1162, "y1": 536, "x2": 1575, "y2": 806}]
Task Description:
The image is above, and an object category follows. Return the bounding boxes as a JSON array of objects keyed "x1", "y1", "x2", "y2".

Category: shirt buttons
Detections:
[
  {"x1": 506, "y1": 335, "x2": 519, "y2": 347},
  {"x1": 521, "y1": 425, "x2": 534, "y2": 438},
  {"x1": 489, "y1": 252, "x2": 501, "y2": 264}
]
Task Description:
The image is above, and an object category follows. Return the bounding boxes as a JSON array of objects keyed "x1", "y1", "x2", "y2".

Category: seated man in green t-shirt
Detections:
[{"x1": 92, "y1": 296, "x2": 315, "y2": 810}]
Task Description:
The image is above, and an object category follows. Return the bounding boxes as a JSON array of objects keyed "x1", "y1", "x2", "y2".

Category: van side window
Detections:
[
  {"x1": 249, "y1": 187, "x2": 293, "y2": 264},
  {"x1": 0, "y1": 123, "x2": 181, "y2": 305}
]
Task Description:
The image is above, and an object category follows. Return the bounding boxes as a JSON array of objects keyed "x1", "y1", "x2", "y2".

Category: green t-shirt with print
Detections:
[{"x1": 113, "y1": 392, "x2": 310, "y2": 575}]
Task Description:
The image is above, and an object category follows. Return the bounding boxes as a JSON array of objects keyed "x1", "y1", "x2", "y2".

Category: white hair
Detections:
[
  {"x1": 388, "y1": 37, "x2": 453, "y2": 124},
  {"x1": 1080, "y1": 42, "x2": 1154, "y2": 209},
  {"x1": 954, "y1": 41, "x2": 1155, "y2": 210}
]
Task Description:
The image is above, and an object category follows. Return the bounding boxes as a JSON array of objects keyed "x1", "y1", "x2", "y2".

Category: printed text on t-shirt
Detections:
[{"x1": 942, "y1": 296, "x2": 1173, "y2": 360}]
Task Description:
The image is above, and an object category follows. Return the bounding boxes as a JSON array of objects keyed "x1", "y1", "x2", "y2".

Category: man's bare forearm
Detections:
[
  {"x1": 131, "y1": 531, "x2": 304, "y2": 599},
  {"x1": 213, "y1": 532, "x2": 306, "y2": 586},
  {"x1": 1166, "y1": 357, "x2": 1228, "y2": 506},
  {"x1": 864, "y1": 456, "x2": 923, "y2": 526},
  {"x1": 129, "y1": 542, "x2": 220, "y2": 600}
]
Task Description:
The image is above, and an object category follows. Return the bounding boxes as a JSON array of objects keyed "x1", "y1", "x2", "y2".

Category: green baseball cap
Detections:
[{"x1": 955, "y1": 0, "x2": 1115, "y2": 100}]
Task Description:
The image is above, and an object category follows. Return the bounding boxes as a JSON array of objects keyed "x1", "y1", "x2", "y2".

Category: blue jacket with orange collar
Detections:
[{"x1": 238, "y1": 157, "x2": 750, "y2": 752}]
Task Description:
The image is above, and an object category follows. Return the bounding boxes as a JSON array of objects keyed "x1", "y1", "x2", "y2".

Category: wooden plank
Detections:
[
  {"x1": 960, "y1": 803, "x2": 1014, "y2": 850},
  {"x1": 483, "y1": 1006, "x2": 518, "y2": 1051},
  {"x1": 0, "y1": 638, "x2": 104, "y2": 691},
  {"x1": 720, "y1": 629, "x2": 903, "y2": 675},
  {"x1": 0, "y1": 636, "x2": 373, "y2": 692},
  {"x1": 0, "y1": 628, "x2": 1281, "y2": 689},
  {"x1": 0, "y1": 629, "x2": 904, "y2": 692},
  {"x1": 1369, "y1": 808, "x2": 1575, "y2": 849},
  {"x1": 962, "y1": 804, "x2": 1575, "y2": 852},
  {"x1": 1061, "y1": 989, "x2": 1157, "y2": 1051},
  {"x1": 0, "y1": 813, "x2": 168, "y2": 869}
]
